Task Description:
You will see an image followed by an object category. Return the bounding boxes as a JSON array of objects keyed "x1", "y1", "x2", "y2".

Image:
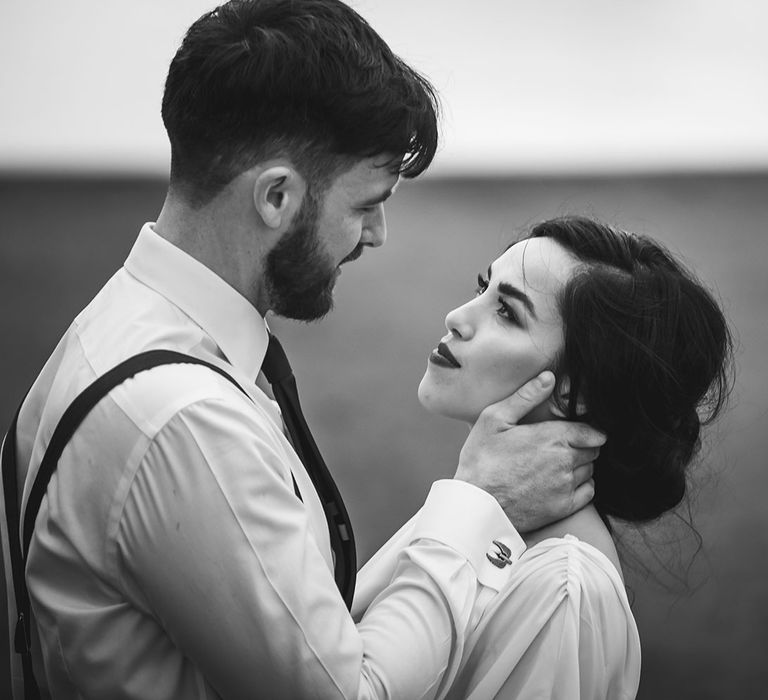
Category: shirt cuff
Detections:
[{"x1": 410, "y1": 479, "x2": 526, "y2": 591}]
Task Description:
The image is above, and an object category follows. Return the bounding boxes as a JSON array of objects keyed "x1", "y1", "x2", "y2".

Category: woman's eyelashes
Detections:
[
  {"x1": 475, "y1": 273, "x2": 520, "y2": 325},
  {"x1": 496, "y1": 298, "x2": 520, "y2": 324}
]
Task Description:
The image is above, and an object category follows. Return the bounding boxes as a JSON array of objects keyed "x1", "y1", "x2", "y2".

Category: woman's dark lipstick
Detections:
[{"x1": 429, "y1": 342, "x2": 461, "y2": 369}]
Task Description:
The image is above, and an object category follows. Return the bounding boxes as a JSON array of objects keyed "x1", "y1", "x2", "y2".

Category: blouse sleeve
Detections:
[{"x1": 444, "y1": 537, "x2": 641, "y2": 700}]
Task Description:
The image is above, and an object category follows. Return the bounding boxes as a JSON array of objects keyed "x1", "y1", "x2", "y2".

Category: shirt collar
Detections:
[{"x1": 124, "y1": 223, "x2": 269, "y2": 382}]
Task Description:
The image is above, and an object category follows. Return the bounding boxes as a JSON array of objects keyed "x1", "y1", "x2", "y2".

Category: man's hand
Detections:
[{"x1": 454, "y1": 371, "x2": 605, "y2": 532}]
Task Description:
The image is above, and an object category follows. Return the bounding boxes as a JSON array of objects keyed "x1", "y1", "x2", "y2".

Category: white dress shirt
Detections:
[
  {"x1": 1, "y1": 224, "x2": 526, "y2": 699},
  {"x1": 355, "y1": 529, "x2": 641, "y2": 699}
]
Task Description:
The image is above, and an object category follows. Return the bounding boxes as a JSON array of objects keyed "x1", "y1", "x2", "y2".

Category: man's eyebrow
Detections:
[
  {"x1": 357, "y1": 188, "x2": 395, "y2": 208},
  {"x1": 488, "y1": 265, "x2": 538, "y2": 318}
]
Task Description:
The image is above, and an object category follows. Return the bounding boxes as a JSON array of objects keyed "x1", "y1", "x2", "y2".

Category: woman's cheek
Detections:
[{"x1": 487, "y1": 353, "x2": 550, "y2": 405}]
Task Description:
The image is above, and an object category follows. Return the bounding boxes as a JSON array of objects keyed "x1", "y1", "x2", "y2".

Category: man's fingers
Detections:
[
  {"x1": 570, "y1": 446, "x2": 601, "y2": 469},
  {"x1": 570, "y1": 478, "x2": 596, "y2": 514},
  {"x1": 480, "y1": 371, "x2": 556, "y2": 426},
  {"x1": 572, "y1": 462, "x2": 594, "y2": 487},
  {"x1": 564, "y1": 422, "x2": 607, "y2": 448}
]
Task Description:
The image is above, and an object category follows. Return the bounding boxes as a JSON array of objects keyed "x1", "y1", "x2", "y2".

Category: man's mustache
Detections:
[{"x1": 341, "y1": 244, "x2": 365, "y2": 264}]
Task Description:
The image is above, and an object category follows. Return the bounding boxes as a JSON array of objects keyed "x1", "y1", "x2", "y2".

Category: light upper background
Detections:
[{"x1": 2, "y1": 0, "x2": 766, "y2": 175}]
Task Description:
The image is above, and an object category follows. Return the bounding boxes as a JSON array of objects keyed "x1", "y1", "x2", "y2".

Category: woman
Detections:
[{"x1": 353, "y1": 216, "x2": 732, "y2": 699}]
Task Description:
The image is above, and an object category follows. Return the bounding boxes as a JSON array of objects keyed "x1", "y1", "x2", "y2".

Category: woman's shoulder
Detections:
[
  {"x1": 522, "y1": 504, "x2": 623, "y2": 583},
  {"x1": 480, "y1": 517, "x2": 637, "y2": 649},
  {"x1": 494, "y1": 507, "x2": 632, "y2": 623},
  {"x1": 456, "y1": 513, "x2": 641, "y2": 700}
]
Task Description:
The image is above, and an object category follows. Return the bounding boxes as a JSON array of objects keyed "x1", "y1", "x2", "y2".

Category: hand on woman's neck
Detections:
[{"x1": 466, "y1": 401, "x2": 622, "y2": 575}]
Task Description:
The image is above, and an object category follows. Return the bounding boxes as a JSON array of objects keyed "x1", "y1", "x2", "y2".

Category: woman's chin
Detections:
[{"x1": 417, "y1": 392, "x2": 479, "y2": 424}]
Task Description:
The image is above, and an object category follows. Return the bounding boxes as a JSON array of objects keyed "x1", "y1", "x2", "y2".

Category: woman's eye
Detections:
[
  {"x1": 496, "y1": 299, "x2": 519, "y2": 324},
  {"x1": 476, "y1": 273, "x2": 519, "y2": 323}
]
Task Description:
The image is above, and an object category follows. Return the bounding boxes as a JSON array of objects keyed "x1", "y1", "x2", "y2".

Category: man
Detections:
[{"x1": 1, "y1": 1, "x2": 602, "y2": 697}]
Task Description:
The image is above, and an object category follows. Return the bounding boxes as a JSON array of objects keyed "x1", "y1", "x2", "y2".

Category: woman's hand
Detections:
[{"x1": 455, "y1": 371, "x2": 605, "y2": 532}]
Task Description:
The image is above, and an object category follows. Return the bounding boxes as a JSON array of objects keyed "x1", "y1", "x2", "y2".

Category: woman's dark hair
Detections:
[
  {"x1": 525, "y1": 216, "x2": 733, "y2": 523},
  {"x1": 162, "y1": 0, "x2": 439, "y2": 205}
]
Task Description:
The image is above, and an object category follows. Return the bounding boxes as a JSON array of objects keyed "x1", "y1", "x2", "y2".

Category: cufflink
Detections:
[{"x1": 486, "y1": 540, "x2": 513, "y2": 568}]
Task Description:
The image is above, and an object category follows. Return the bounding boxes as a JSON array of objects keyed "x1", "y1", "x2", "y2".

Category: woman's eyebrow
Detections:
[
  {"x1": 488, "y1": 263, "x2": 538, "y2": 318},
  {"x1": 497, "y1": 282, "x2": 538, "y2": 318}
]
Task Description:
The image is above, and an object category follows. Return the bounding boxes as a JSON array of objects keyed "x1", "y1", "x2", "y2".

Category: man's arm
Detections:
[
  {"x1": 109, "y1": 371, "x2": 600, "y2": 699},
  {"x1": 112, "y1": 398, "x2": 520, "y2": 699}
]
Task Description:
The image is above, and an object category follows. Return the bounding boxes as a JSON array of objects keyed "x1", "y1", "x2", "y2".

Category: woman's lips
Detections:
[{"x1": 429, "y1": 341, "x2": 461, "y2": 369}]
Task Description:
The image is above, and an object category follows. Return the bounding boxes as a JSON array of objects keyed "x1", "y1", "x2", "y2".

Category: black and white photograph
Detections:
[{"x1": 1, "y1": 1, "x2": 766, "y2": 698}]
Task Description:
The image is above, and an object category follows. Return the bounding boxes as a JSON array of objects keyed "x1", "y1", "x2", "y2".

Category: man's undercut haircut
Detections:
[{"x1": 162, "y1": 0, "x2": 439, "y2": 205}]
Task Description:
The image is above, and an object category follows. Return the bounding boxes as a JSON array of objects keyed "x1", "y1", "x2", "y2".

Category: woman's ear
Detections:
[
  {"x1": 549, "y1": 376, "x2": 588, "y2": 418},
  {"x1": 252, "y1": 165, "x2": 306, "y2": 231}
]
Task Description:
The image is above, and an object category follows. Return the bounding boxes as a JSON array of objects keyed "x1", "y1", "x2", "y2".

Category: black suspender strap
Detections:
[
  {"x1": 2, "y1": 401, "x2": 38, "y2": 699},
  {"x1": 2, "y1": 349, "x2": 301, "y2": 699},
  {"x1": 20, "y1": 351, "x2": 274, "y2": 557}
]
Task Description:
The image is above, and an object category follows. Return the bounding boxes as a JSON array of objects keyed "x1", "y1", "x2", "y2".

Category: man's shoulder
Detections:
[
  {"x1": 21, "y1": 266, "x2": 281, "y2": 462},
  {"x1": 43, "y1": 339, "x2": 272, "y2": 447},
  {"x1": 104, "y1": 359, "x2": 270, "y2": 439}
]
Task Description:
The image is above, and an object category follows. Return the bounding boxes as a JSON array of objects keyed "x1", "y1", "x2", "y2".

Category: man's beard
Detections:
[{"x1": 265, "y1": 191, "x2": 362, "y2": 321}]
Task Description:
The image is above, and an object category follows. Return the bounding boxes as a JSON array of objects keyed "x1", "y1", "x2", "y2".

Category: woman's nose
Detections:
[{"x1": 444, "y1": 301, "x2": 474, "y2": 340}]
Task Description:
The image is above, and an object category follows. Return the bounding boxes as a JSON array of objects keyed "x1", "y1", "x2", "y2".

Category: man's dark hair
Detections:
[{"x1": 162, "y1": 0, "x2": 439, "y2": 205}]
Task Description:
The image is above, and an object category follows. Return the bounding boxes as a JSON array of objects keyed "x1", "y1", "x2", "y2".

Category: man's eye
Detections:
[{"x1": 475, "y1": 273, "x2": 489, "y2": 296}]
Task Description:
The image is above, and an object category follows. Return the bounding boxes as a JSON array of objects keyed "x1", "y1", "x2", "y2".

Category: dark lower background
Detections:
[{"x1": 1, "y1": 173, "x2": 766, "y2": 697}]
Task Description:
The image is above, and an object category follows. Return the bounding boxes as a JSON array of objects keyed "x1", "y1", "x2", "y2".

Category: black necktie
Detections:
[{"x1": 261, "y1": 333, "x2": 356, "y2": 609}]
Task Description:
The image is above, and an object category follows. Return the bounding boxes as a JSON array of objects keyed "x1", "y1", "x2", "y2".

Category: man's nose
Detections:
[{"x1": 362, "y1": 204, "x2": 387, "y2": 248}]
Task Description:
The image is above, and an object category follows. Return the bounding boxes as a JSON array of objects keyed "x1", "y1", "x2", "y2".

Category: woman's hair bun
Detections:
[{"x1": 527, "y1": 217, "x2": 733, "y2": 523}]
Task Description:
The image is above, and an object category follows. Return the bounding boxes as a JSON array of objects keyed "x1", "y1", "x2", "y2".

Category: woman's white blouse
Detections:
[{"x1": 355, "y1": 529, "x2": 641, "y2": 700}]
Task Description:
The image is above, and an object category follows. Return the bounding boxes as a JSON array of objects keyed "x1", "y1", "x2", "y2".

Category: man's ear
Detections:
[
  {"x1": 252, "y1": 166, "x2": 306, "y2": 231},
  {"x1": 549, "y1": 376, "x2": 588, "y2": 418}
]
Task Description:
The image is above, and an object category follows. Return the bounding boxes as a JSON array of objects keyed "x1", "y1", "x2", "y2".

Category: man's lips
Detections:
[{"x1": 429, "y1": 341, "x2": 461, "y2": 369}]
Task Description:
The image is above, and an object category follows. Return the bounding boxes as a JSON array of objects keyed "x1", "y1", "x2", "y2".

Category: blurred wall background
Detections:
[{"x1": 2, "y1": 1, "x2": 767, "y2": 697}]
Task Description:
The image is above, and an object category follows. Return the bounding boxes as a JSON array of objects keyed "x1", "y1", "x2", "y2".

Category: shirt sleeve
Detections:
[
  {"x1": 444, "y1": 539, "x2": 641, "y2": 700},
  {"x1": 114, "y1": 396, "x2": 525, "y2": 700},
  {"x1": 353, "y1": 482, "x2": 527, "y2": 638}
]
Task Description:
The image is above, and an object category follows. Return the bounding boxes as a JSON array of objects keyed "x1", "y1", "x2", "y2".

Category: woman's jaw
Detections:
[{"x1": 417, "y1": 372, "x2": 562, "y2": 426}]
